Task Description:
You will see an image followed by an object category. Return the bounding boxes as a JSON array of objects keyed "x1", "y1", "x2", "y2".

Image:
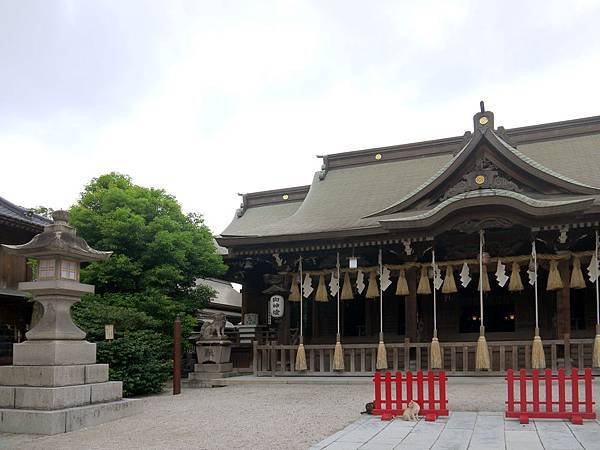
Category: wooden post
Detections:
[
  {"x1": 406, "y1": 269, "x2": 418, "y2": 341},
  {"x1": 173, "y1": 316, "x2": 182, "y2": 395},
  {"x1": 556, "y1": 261, "x2": 571, "y2": 337}
]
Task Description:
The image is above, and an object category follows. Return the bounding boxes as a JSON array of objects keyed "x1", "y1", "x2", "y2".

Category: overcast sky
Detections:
[{"x1": 2, "y1": 0, "x2": 600, "y2": 234}]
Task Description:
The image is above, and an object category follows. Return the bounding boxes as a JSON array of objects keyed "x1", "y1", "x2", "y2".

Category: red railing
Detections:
[
  {"x1": 372, "y1": 371, "x2": 449, "y2": 421},
  {"x1": 506, "y1": 368, "x2": 596, "y2": 424}
]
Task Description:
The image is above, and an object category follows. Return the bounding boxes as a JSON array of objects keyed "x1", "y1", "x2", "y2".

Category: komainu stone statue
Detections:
[{"x1": 199, "y1": 312, "x2": 226, "y2": 339}]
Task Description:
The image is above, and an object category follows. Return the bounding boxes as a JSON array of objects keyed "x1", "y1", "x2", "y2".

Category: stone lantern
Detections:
[{"x1": 0, "y1": 211, "x2": 141, "y2": 435}]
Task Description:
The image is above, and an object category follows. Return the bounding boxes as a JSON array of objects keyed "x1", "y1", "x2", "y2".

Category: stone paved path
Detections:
[{"x1": 311, "y1": 412, "x2": 600, "y2": 450}]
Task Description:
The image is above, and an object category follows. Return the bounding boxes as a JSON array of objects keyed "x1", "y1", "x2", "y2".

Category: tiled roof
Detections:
[{"x1": 0, "y1": 196, "x2": 52, "y2": 229}]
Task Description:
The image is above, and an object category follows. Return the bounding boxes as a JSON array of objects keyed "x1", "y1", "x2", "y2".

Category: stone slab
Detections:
[
  {"x1": 0, "y1": 365, "x2": 85, "y2": 387},
  {"x1": 505, "y1": 430, "x2": 544, "y2": 450},
  {"x1": 85, "y1": 364, "x2": 109, "y2": 384},
  {"x1": 194, "y1": 363, "x2": 233, "y2": 373},
  {"x1": 188, "y1": 371, "x2": 238, "y2": 381},
  {"x1": 14, "y1": 384, "x2": 91, "y2": 410},
  {"x1": 430, "y1": 427, "x2": 472, "y2": 450},
  {"x1": 395, "y1": 420, "x2": 444, "y2": 449},
  {"x1": 90, "y1": 381, "x2": 122, "y2": 403},
  {"x1": 0, "y1": 398, "x2": 142, "y2": 435},
  {"x1": 13, "y1": 340, "x2": 96, "y2": 366},
  {"x1": 0, "y1": 387, "x2": 15, "y2": 408}
]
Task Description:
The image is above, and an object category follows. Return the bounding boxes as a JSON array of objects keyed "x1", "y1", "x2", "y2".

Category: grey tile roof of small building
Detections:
[
  {"x1": 0, "y1": 196, "x2": 52, "y2": 229},
  {"x1": 221, "y1": 113, "x2": 600, "y2": 240}
]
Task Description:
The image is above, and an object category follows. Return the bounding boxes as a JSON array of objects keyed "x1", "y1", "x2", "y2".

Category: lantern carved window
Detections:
[
  {"x1": 60, "y1": 259, "x2": 78, "y2": 280},
  {"x1": 38, "y1": 259, "x2": 56, "y2": 279}
]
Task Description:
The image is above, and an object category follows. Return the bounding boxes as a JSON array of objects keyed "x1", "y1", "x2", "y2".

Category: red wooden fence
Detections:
[
  {"x1": 372, "y1": 371, "x2": 449, "y2": 422},
  {"x1": 506, "y1": 368, "x2": 596, "y2": 424}
]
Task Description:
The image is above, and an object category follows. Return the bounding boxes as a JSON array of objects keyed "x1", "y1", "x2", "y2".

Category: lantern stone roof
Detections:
[
  {"x1": 0, "y1": 196, "x2": 52, "y2": 232},
  {"x1": 219, "y1": 110, "x2": 600, "y2": 251},
  {"x1": 1, "y1": 210, "x2": 112, "y2": 262}
]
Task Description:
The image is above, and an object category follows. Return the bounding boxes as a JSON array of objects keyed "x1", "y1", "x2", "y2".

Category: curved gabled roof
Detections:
[{"x1": 219, "y1": 111, "x2": 600, "y2": 247}]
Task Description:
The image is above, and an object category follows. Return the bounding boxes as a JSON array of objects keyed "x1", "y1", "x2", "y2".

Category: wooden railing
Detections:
[{"x1": 252, "y1": 337, "x2": 595, "y2": 376}]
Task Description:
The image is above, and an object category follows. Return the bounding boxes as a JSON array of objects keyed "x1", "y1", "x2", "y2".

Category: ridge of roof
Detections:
[
  {"x1": 319, "y1": 113, "x2": 600, "y2": 172},
  {"x1": 236, "y1": 185, "x2": 310, "y2": 216},
  {"x1": 0, "y1": 196, "x2": 53, "y2": 230}
]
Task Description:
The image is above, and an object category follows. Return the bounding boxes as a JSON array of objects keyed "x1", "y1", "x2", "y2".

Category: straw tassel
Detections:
[
  {"x1": 417, "y1": 266, "x2": 431, "y2": 295},
  {"x1": 441, "y1": 265, "x2": 457, "y2": 294},
  {"x1": 376, "y1": 332, "x2": 387, "y2": 370},
  {"x1": 366, "y1": 270, "x2": 379, "y2": 299},
  {"x1": 546, "y1": 260, "x2": 563, "y2": 291},
  {"x1": 333, "y1": 333, "x2": 344, "y2": 371},
  {"x1": 315, "y1": 274, "x2": 328, "y2": 302},
  {"x1": 531, "y1": 328, "x2": 546, "y2": 369},
  {"x1": 478, "y1": 266, "x2": 491, "y2": 292},
  {"x1": 288, "y1": 274, "x2": 300, "y2": 301},
  {"x1": 508, "y1": 262, "x2": 524, "y2": 292},
  {"x1": 570, "y1": 256, "x2": 586, "y2": 289},
  {"x1": 475, "y1": 326, "x2": 490, "y2": 370},
  {"x1": 340, "y1": 272, "x2": 354, "y2": 300},
  {"x1": 430, "y1": 330, "x2": 442, "y2": 369},
  {"x1": 295, "y1": 336, "x2": 307, "y2": 371},
  {"x1": 395, "y1": 268, "x2": 410, "y2": 296},
  {"x1": 594, "y1": 324, "x2": 600, "y2": 368}
]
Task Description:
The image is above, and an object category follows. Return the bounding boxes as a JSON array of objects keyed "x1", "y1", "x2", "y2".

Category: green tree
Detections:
[{"x1": 70, "y1": 173, "x2": 225, "y2": 395}]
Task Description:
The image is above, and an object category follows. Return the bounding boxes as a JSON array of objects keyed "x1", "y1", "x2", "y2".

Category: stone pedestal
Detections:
[
  {"x1": 0, "y1": 360, "x2": 142, "y2": 434},
  {"x1": 189, "y1": 339, "x2": 234, "y2": 388}
]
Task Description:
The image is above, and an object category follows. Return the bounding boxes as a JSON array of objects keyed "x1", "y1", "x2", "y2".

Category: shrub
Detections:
[{"x1": 97, "y1": 331, "x2": 172, "y2": 397}]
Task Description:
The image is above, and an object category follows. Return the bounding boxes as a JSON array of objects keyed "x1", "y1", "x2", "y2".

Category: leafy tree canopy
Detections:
[{"x1": 69, "y1": 172, "x2": 226, "y2": 297}]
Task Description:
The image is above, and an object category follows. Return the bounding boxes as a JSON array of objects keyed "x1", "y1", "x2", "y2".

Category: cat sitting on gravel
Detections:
[{"x1": 400, "y1": 400, "x2": 420, "y2": 421}]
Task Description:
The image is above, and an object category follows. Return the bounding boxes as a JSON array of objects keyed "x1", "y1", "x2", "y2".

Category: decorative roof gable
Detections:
[{"x1": 365, "y1": 108, "x2": 600, "y2": 219}]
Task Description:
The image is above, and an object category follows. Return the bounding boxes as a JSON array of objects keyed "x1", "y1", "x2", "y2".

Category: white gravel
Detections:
[
  {"x1": 0, "y1": 384, "x2": 373, "y2": 450},
  {"x1": 3, "y1": 378, "x2": 600, "y2": 449}
]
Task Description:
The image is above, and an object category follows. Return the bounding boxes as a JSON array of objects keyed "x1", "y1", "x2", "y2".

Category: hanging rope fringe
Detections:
[
  {"x1": 340, "y1": 272, "x2": 354, "y2": 300},
  {"x1": 546, "y1": 260, "x2": 563, "y2": 291},
  {"x1": 475, "y1": 326, "x2": 490, "y2": 370},
  {"x1": 531, "y1": 328, "x2": 546, "y2": 369},
  {"x1": 315, "y1": 274, "x2": 328, "y2": 302},
  {"x1": 570, "y1": 256, "x2": 586, "y2": 289},
  {"x1": 288, "y1": 274, "x2": 300, "y2": 301},
  {"x1": 395, "y1": 268, "x2": 410, "y2": 296},
  {"x1": 478, "y1": 266, "x2": 491, "y2": 292},
  {"x1": 333, "y1": 333, "x2": 344, "y2": 370},
  {"x1": 376, "y1": 332, "x2": 387, "y2": 370},
  {"x1": 508, "y1": 262, "x2": 524, "y2": 292},
  {"x1": 594, "y1": 324, "x2": 600, "y2": 368},
  {"x1": 295, "y1": 336, "x2": 307, "y2": 371},
  {"x1": 430, "y1": 330, "x2": 442, "y2": 369},
  {"x1": 441, "y1": 265, "x2": 457, "y2": 294},
  {"x1": 366, "y1": 270, "x2": 379, "y2": 299},
  {"x1": 417, "y1": 266, "x2": 431, "y2": 295}
]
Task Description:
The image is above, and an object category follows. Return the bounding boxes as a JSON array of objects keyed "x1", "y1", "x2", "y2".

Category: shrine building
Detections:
[{"x1": 218, "y1": 106, "x2": 600, "y2": 375}]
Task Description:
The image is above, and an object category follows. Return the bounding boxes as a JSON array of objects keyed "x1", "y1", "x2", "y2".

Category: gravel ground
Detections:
[
  {"x1": 0, "y1": 384, "x2": 373, "y2": 450},
  {"x1": 2, "y1": 378, "x2": 600, "y2": 449}
]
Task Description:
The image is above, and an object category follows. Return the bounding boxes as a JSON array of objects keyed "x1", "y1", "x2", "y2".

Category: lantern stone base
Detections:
[
  {"x1": 12, "y1": 340, "x2": 96, "y2": 366},
  {"x1": 0, "y1": 343, "x2": 142, "y2": 434},
  {"x1": 0, "y1": 398, "x2": 142, "y2": 435},
  {"x1": 187, "y1": 362, "x2": 235, "y2": 388}
]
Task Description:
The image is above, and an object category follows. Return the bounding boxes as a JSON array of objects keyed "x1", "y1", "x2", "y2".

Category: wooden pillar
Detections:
[
  {"x1": 556, "y1": 260, "x2": 571, "y2": 338},
  {"x1": 241, "y1": 269, "x2": 262, "y2": 321},
  {"x1": 405, "y1": 268, "x2": 418, "y2": 341}
]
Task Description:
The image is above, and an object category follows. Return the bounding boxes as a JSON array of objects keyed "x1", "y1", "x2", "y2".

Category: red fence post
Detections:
[
  {"x1": 532, "y1": 369, "x2": 540, "y2": 413},
  {"x1": 544, "y1": 369, "x2": 552, "y2": 413},
  {"x1": 417, "y1": 371, "x2": 424, "y2": 408},
  {"x1": 519, "y1": 368, "x2": 528, "y2": 424},
  {"x1": 406, "y1": 371, "x2": 413, "y2": 403},
  {"x1": 374, "y1": 371, "x2": 382, "y2": 413},
  {"x1": 506, "y1": 369, "x2": 514, "y2": 416},
  {"x1": 585, "y1": 368, "x2": 593, "y2": 415},
  {"x1": 558, "y1": 368, "x2": 566, "y2": 413},
  {"x1": 396, "y1": 372, "x2": 403, "y2": 412},
  {"x1": 571, "y1": 368, "x2": 581, "y2": 424},
  {"x1": 439, "y1": 371, "x2": 447, "y2": 414},
  {"x1": 385, "y1": 372, "x2": 393, "y2": 413}
]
